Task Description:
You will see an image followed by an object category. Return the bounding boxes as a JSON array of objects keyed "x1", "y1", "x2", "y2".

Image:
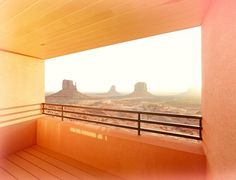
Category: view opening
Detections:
[{"x1": 45, "y1": 27, "x2": 201, "y2": 115}]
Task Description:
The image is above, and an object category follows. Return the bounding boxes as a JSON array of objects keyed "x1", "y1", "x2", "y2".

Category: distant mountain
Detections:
[
  {"x1": 105, "y1": 85, "x2": 121, "y2": 97},
  {"x1": 178, "y1": 87, "x2": 201, "y2": 97},
  {"x1": 84, "y1": 85, "x2": 122, "y2": 98},
  {"x1": 46, "y1": 80, "x2": 89, "y2": 104},
  {"x1": 126, "y1": 82, "x2": 156, "y2": 98}
]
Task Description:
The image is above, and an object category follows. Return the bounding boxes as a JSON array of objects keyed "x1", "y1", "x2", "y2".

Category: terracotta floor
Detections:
[{"x1": 0, "y1": 145, "x2": 121, "y2": 180}]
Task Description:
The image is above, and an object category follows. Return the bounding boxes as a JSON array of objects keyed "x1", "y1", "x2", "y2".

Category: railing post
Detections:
[
  {"x1": 62, "y1": 105, "x2": 64, "y2": 121},
  {"x1": 42, "y1": 103, "x2": 45, "y2": 114},
  {"x1": 138, "y1": 113, "x2": 141, "y2": 135},
  {"x1": 199, "y1": 117, "x2": 202, "y2": 140}
]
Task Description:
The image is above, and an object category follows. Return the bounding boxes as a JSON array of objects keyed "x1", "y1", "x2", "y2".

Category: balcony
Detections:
[
  {"x1": 0, "y1": 103, "x2": 206, "y2": 180},
  {"x1": 0, "y1": 0, "x2": 236, "y2": 180}
]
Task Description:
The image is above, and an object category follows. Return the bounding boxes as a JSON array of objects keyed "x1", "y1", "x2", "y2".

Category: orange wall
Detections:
[
  {"x1": 37, "y1": 117, "x2": 206, "y2": 180},
  {"x1": 0, "y1": 120, "x2": 37, "y2": 157},
  {"x1": 202, "y1": 0, "x2": 236, "y2": 179}
]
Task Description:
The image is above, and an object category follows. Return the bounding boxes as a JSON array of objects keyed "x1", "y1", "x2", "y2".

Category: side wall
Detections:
[
  {"x1": 0, "y1": 120, "x2": 37, "y2": 157},
  {"x1": 202, "y1": 0, "x2": 236, "y2": 179},
  {"x1": 37, "y1": 117, "x2": 206, "y2": 180},
  {"x1": 0, "y1": 51, "x2": 44, "y2": 157},
  {"x1": 0, "y1": 51, "x2": 44, "y2": 108}
]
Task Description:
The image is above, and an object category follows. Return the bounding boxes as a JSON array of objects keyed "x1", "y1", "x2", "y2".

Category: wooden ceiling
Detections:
[{"x1": 0, "y1": 0, "x2": 210, "y2": 59}]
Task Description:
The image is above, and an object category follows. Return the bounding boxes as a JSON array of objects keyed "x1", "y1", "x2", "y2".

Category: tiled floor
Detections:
[{"x1": 0, "y1": 145, "x2": 121, "y2": 180}]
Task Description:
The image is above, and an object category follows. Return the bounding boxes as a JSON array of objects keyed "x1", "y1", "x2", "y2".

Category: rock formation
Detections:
[
  {"x1": 105, "y1": 85, "x2": 121, "y2": 97},
  {"x1": 127, "y1": 82, "x2": 155, "y2": 98},
  {"x1": 46, "y1": 80, "x2": 89, "y2": 104},
  {"x1": 62, "y1": 80, "x2": 77, "y2": 90}
]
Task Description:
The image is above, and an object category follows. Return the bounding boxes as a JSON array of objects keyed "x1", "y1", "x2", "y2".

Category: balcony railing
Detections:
[
  {"x1": 42, "y1": 103, "x2": 202, "y2": 140},
  {"x1": 0, "y1": 104, "x2": 42, "y2": 124}
]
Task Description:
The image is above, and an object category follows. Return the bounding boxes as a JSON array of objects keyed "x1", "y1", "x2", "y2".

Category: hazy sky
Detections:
[{"x1": 45, "y1": 27, "x2": 201, "y2": 94}]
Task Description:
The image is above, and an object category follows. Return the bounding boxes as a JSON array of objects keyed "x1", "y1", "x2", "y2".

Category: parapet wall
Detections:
[
  {"x1": 0, "y1": 119, "x2": 37, "y2": 157},
  {"x1": 37, "y1": 116, "x2": 206, "y2": 180}
]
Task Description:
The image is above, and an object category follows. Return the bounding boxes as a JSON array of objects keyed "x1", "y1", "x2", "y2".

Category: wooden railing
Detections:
[{"x1": 42, "y1": 103, "x2": 202, "y2": 140}]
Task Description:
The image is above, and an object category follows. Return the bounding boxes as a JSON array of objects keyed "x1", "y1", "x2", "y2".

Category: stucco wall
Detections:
[
  {"x1": 202, "y1": 0, "x2": 236, "y2": 179},
  {"x1": 0, "y1": 51, "x2": 44, "y2": 108},
  {"x1": 0, "y1": 50, "x2": 44, "y2": 156},
  {"x1": 0, "y1": 119, "x2": 37, "y2": 157},
  {"x1": 37, "y1": 117, "x2": 206, "y2": 180}
]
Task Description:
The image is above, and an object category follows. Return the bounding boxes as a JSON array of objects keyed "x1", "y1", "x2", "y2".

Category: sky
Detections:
[{"x1": 45, "y1": 27, "x2": 201, "y2": 95}]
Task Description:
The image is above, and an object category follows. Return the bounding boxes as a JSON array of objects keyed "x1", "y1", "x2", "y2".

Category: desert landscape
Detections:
[
  {"x1": 45, "y1": 80, "x2": 201, "y2": 139},
  {"x1": 46, "y1": 80, "x2": 201, "y2": 114}
]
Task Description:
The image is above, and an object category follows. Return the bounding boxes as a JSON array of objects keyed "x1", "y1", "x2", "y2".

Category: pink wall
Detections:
[
  {"x1": 37, "y1": 117, "x2": 206, "y2": 180},
  {"x1": 0, "y1": 120, "x2": 37, "y2": 157},
  {"x1": 202, "y1": 0, "x2": 236, "y2": 179}
]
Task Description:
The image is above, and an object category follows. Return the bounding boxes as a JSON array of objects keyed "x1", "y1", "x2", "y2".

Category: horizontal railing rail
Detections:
[
  {"x1": 42, "y1": 103, "x2": 202, "y2": 140},
  {"x1": 0, "y1": 103, "x2": 42, "y2": 123}
]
